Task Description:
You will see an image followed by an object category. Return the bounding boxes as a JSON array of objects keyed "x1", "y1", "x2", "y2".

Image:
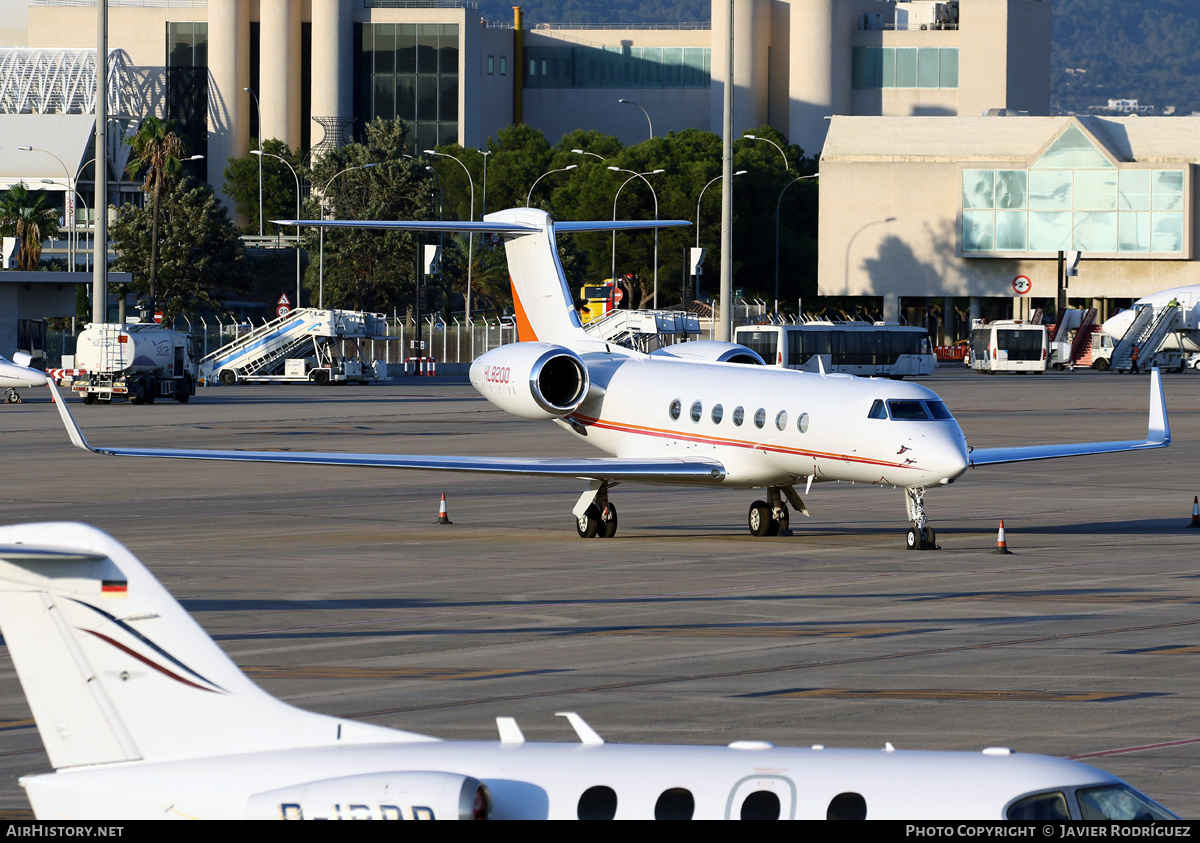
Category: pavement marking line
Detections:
[
  {"x1": 1118, "y1": 644, "x2": 1200, "y2": 655},
  {"x1": 583, "y1": 626, "x2": 933, "y2": 639},
  {"x1": 1069, "y1": 737, "x2": 1200, "y2": 760},
  {"x1": 748, "y1": 689, "x2": 1163, "y2": 703},
  {"x1": 339, "y1": 617, "x2": 1200, "y2": 719},
  {"x1": 244, "y1": 666, "x2": 564, "y2": 681}
]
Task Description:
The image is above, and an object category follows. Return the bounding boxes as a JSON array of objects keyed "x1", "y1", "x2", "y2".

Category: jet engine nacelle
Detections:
[
  {"x1": 246, "y1": 771, "x2": 491, "y2": 820},
  {"x1": 470, "y1": 342, "x2": 590, "y2": 420},
  {"x1": 651, "y1": 341, "x2": 765, "y2": 365}
]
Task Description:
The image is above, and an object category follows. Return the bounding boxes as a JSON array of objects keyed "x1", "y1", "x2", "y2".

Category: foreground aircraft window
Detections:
[
  {"x1": 887, "y1": 400, "x2": 930, "y2": 421},
  {"x1": 826, "y1": 791, "x2": 867, "y2": 820},
  {"x1": 577, "y1": 785, "x2": 618, "y2": 820},
  {"x1": 1006, "y1": 792, "x2": 1069, "y2": 821},
  {"x1": 753, "y1": 408, "x2": 766, "y2": 429},
  {"x1": 868, "y1": 399, "x2": 887, "y2": 420},
  {"x1": 690, "y1": 401, "x2": 703, "y2": 423},
  {"x1": 712, "y1": 403, "x2": 724, "y2": 424},
  {"x1": 655, "y1": 787, "x2": 695, "y2": 820},
  {"x1": 739, "y1": 790, "x2": 781, "y2": 820},
  {"x1": 669, "y1": 399, "x2": 681, "y2": 421},
  {"x1": 775, "y1": 410, "x2": 787, "y2": 431},
  {"x1": 797, "y1": 412, "x2": 810, "y2": 434},
  {"x1": 733, "y1": 406, "x2": 745, "y2": 426},
  {"x1": 925, "y1": 400, "x2": 955, "y2": 420},
  {"x1": 1076, "y1": 785, "x2": 1177, "y2": 821}
]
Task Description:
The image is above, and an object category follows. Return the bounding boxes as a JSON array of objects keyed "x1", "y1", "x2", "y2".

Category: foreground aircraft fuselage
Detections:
[
  {"x1": 51, "y1": 208, "x2": 1170, "y2": 547},
  {"x1": 0, "y1": 523, "x2": 1178, "y2": 821}
]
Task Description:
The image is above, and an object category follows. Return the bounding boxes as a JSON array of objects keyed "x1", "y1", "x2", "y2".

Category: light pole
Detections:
[
  {"x1": 477, "y1": 149, "x2": 491, "y2": 217},
  {"x1": 318, "y1": 162, "x2": 378, "y2": 309},
  {"x1": 425, "y1": 149, "x2": 475, "y2": 320},
  {"x1": 526, "y1": 164, "x2": 577, "y2": 207},
  {"x1": 773, "y1": 173, "x2": 819, "y2": 314},
  {"x1": 696, "y1": 170, "x2": 746, "y2": 248},
  {"x1": 19, "y1": 144, "x2": 73, "y2": 268},
  {"x1": 743, "y1": 133, "x2": 789, "y2": 170},
  {"x1": 252, "y1": 149, "x2": 302, "y2": 310},
  {"x1": 618, "y1": 98, "x2": 653, "y2": 141},
  {"x1": 608, "y1": 167, "x2": 664, "y2": 307},
  {"x1": 244, "y1": 86, "x2": 262, "y2": 236},
  {"x1": 571, "y1": 148, "x2": 605, "y2": 162}
]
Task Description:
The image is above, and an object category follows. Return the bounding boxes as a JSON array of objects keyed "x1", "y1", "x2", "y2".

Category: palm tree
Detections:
[
  {"x1": 126, "y1": 116, "x2": 185, "y2": 317},
  {"x1": 0, "y1": 182, "x2": 60, "y2": 271}
]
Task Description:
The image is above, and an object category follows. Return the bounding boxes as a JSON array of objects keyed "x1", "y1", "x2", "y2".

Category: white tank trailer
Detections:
[{"x1": 73, "y1": 323, "x2": 197, "y2": 404}]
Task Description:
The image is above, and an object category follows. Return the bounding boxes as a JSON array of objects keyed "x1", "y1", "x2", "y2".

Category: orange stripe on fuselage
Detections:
[
  {"x1": 569, "y1": 413, "x2": 918, "y2": 472},
  {"x1": 511, "y1": 276, "x2": 538, "y2": 342}
]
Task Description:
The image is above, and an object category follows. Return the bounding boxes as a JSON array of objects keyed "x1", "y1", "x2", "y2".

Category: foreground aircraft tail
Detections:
[
  {"x1": 968, "y1": 368, "x2": 1170, "y2": 467},
  {"x1": 276, "y1": 209, "x2": 688, "y2": 345},
  {"x1": 0, "y1": 523, "x2": 430, "y2": 770}
]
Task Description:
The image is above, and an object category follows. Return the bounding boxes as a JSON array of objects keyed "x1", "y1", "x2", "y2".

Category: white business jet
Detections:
[
  {"x1": 0, "y1": 521, "x2": 1179, "y2": 820},
  {"x1": 1, "y1": 352, "x2": 46, "y2": 403},
  {"x1": 48, "y1": 209, "x2": 1171, "y2": 548}
]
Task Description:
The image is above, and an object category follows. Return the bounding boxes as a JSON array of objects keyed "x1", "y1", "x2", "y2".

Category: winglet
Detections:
[
  {"x1": 1148, "y1": 367, "x2": 1170, "y2": 446},
  {"x1": 48, "y1": 381, "x2": 94, "y2": 453},
  {"x1": 556, "y1": 711, "x2": 604, "y2": 745}
]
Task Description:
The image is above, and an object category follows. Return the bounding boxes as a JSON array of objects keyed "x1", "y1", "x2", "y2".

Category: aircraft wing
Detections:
[
  {"x1": 968, "y1": 368, "x2": 1170, "y2": 467},
  {"x1": 47, "y1": 383, "x2": 726, "y2": 485}
]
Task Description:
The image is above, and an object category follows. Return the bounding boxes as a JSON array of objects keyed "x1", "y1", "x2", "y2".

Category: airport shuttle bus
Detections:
[
  {"x1": 734, "y1": 323, "x2": 936, "y2": 378},
  {"x1": 968, "y1": 320, "x2": 1048, "y2": 374}
]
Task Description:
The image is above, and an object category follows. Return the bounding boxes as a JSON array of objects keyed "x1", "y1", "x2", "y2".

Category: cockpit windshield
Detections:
[
  {"x1": 877, "y1": 399, "x2": 956, "y2": 421},
  {"x1": 1076, "y1": 785, "x2": 1178, "y2": 821}
]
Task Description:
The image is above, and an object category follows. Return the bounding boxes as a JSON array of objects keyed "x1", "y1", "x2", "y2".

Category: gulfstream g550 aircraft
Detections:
[
  {"x1": 50, "y1": 209, "x2": 1170, "y2": 548},
  {"x1": 0, "y1": 522, "x2": 1179, "y2": 820}
]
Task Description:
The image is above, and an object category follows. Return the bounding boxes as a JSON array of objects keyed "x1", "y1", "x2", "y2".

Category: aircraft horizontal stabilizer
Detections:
[
  {"x1": 47, "y1": 382, "x2": 726, "y2": 485},
  {"x1": 273, "y1": 218, "x2": 691, "y2": 234},
  {"x1": 968, "y1": 368, "x2": 1170, "y2": 467}
]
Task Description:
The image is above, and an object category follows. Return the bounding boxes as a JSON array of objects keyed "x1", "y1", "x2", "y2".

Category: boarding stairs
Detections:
[
  {"x1": 583, "y1": 308, "x2": 701, "y2": 351},
  {"x1": 1109, "y1": 303, "x2": 1181, "y2": 372},
  {"x1": 1068, "y1": 309, "x2": 1099, "y2": 367},
  {"x1": 199, "y1": 308, "x2": 389, "y2": 382}
]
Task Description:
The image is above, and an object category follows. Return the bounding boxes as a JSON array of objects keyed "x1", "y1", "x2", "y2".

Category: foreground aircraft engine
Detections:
[
  {"x1": 470, "y1": 342, "x2": 590, "y2": 420},
  {"x1": 651, "y1": 341, "x2": 765, "y2": 365},
  {"x1": 247, "y1": 771, "x2": 491, "y2": 820}
]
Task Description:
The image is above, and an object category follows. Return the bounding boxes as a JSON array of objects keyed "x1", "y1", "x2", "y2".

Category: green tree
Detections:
[
  {"x1": 125, "y1": 116, "x2": 187, "y2": 317},
  {"x1": 223, "y1": 138, "x2": 303, "y2": 235},
  {"x1": 0, "y1": 183, "x2": 60, "y2": 271},
  {"x1": 110, "y1": 176, "x2": 251, "y2": 320},
  {"x1": 304, "y1": 118, "x2": 435, "y2": 313}
]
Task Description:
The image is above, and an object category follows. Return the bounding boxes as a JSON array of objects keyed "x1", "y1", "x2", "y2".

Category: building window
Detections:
[
  {"x1": 523, "y1": 45, "x2": 710, "y2": 90},
  {"x1": 852, "y1": 47, "x2": 958, "y2": 90},
  {"x1": 165, "y1": 21, "x2": 208, "y2": 179},
  {"x1": 355, "y1": 22, "x2": 458, "y2": 149},
  {"x1": 499, "y1": 56, "x2": 507, "y2": 76}
]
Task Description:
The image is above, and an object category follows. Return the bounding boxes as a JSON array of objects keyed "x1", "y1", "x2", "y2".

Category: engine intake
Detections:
[{"x1": 470, "y1": 342, "x2": 590, "y2": 420}]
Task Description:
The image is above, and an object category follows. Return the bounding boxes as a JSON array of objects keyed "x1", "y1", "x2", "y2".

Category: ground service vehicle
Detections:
[
  {"x1": 968, "y1": 321, "x2": 1047, "y2": 374},
  {"x1": 72, "y1": 322, "x2": 197, "y2": 404},
  {"x1": 734, "y1": 323, "x2": 935, "y2": 378}
]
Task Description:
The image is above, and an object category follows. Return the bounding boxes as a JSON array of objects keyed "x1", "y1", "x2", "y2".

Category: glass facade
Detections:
[
  {"x1": 852, "y1": 47, "x2": 957, "y2": 89},
  {"x1": 355, "y1": 23, "x2": 459, "y2": 149},
  {"x1": 961, "y1": 127, "x2": 1187, "y2": 256},
  {"x1": 523, "y1": 45, "x2": 710, "y2": 89},
  {"x1": 165, "y1": 22, "x2": 208, "y2": 179}
]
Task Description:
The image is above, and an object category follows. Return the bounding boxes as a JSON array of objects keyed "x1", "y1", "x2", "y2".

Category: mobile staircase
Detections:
[
  {"x1": 199, "y1": 308, "x2": 391, "y2": 385},
  {"x1": 583, "y1": 309, "x2": 701, "y2": 351},
  {"x1": 1109, "y1": 303, "x2": 1182, "y2": 372}
]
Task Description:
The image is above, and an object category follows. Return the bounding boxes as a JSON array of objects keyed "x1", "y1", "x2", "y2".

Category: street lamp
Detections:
[
  {"x1": 252, "y1": 149, "x2": 302, "y2": 310},
  {"x1": 743, "y1": 133, "x2": 789, "y2": 170},
  {"x1": 476, "y1": 149, "x2": 491, "y2": 217},
  {"x1": 19, "y1": 144, "x2": 73, "y2": 268},
  {"x1": 773, "y1": 173, "x2": 819, "y2": 314},
  {"x1": 608, "y1": 167, "x2": 664, "y2": 307},
  {"x1": 244, "y1": 86, "x2": 262, "y2": 237},
  {"x1": 571, "y1": 148, "x2": 606, "y2": 162},
  {"x1": 425, "y1": 149, "x2": 476, "y2": 320},
  {"x1": 318, "y1": 162, "x2": 378, "y2": 309},
  {"x1": 696, "y1": 170, "x2": 746, "y2": 249},
  {"x1": 618, "y1": 99, "x2": 653, "y2": 141},
  {"x1": 526, "y1": 164, "x2": 577, "y2": 207}
]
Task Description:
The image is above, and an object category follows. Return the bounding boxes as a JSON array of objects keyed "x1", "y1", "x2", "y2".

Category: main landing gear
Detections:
[
  {"x1": 4, "y1": 387, "x2": 22, "y2": 404},
  {"x1": 904, "y1": 486, "x2": 938, "y2": 550},
  {"x1": 574, "y1": 481, "x2": 618, "y2": 538},
  {"x1": 747, "y1": 486, "x2": 807, "y2": 537}
]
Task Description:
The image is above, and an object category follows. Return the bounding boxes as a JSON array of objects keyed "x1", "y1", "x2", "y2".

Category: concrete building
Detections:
[{"x1": 819, "y1": 114, "x2": 1198, "y2": 326}]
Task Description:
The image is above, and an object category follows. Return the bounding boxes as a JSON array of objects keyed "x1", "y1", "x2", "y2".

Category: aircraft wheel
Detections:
[
  {"x1": 600, "y1": 503, "x2": 618, "y2": 538},
  {"x1": 748, "y1": 500, "x2": 772, "y2": 537},
  {"x1": 576, "y1": 504, "x2": 602, "y2": 539},
  {"x1": 775, "y1": 507, "x2": 790, "y2": 533},
  {"x1": 906, "y1": 527, "x2": 920, "y2": 550},
  {"x1": 922, "y1": 526, "x2": 937, "y2": 549}
]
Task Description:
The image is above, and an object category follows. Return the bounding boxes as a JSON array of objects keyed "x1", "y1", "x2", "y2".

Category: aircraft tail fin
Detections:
[{"x1": 0, "y1": 523, "x2": 429, "y2": 770}]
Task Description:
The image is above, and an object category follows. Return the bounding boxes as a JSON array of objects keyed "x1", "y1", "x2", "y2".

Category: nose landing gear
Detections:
[{"x1": 905, "y1": 486, "x2": 939, "y2": 550}]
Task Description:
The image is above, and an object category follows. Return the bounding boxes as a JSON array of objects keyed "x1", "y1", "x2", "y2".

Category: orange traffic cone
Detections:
[
  {"x1": 1189, "y1": 496, "x2": 1200, "y2": 529},
  {"x1": 993, "y1": 520, "x2": 1012, "y2": 554},
  {"x1": 437, "y1": 493, "x2": 453, "y2": 525}
]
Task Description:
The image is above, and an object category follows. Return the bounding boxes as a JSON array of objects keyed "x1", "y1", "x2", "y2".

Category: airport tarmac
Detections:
[{"x1": 0, "y1": 365, "x2": 1197, "y2": 818}]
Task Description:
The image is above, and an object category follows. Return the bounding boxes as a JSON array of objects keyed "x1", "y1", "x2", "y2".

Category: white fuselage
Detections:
[
  {"x1": 22, "y1": 741, "x2": 1123, "y2": 821},
  {"x1": 551, "y1": 351, "x2": 970, "y2": 489},
  {"x1": 0, "y1": 356, "x2": 47, "y2": 389}
]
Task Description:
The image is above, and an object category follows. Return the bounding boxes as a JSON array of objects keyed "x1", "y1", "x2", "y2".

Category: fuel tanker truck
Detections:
[{"x1": 72, "y1": 322, "x2": 197, "y2": 404}]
